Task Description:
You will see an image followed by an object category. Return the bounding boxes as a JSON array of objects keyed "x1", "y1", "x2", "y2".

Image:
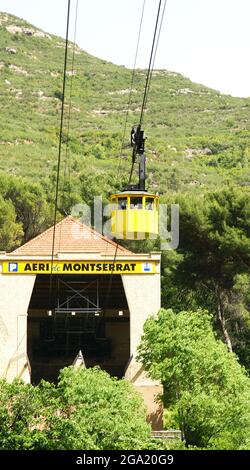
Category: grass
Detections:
[{"x1": 0, "y1": 11, "x2": 249, "y2": 197}]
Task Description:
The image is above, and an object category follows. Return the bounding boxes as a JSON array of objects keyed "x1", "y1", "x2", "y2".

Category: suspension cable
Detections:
[
  {"x1": 139, "y1": 0, "x2": 162, "y2": 128},
  {"x1": 49, "y1": 0, "x2": 71, "y2": 308},
  {"x1": 104, "y1": 241, "x2": 120, "y2": 312},
  {"x1": 62, "y1": 0, "x2": 79, "y2": 212},
  {"x1": 116, "y1": 0, "x2": 146, "y2": 186},
  {"x1": 57, "y1": 0, "x2": 79, "y2": 266},
  {"x1": 144, "y1": 0, "x2": 167, "y2": 112},
  {"x1": 129, "y1": 0, "x2": 166, "y2": 185}
]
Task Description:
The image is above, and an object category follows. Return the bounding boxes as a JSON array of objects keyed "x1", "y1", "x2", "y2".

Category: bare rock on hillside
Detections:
[
  {"x1": 6, "y1": 24, "x2": 51, "y2": 39},
  {"x1": 9, "y1": 64, "x2": 29, "y2": 76},
  {"x1": 5, "y1": 47, "x2": 17, "y2": 54},
  {"x1": 185, "y1": 148, "x2": 212, "y2": 158}
]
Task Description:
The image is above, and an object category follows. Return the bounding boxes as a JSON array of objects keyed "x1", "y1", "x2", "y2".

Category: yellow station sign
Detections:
[{"x1": 1, "y1": 260, "x2": 157, "y2": 275}]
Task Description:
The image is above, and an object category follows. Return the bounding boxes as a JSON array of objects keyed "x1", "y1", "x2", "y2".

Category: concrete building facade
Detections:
[{"x1": 0, "y1": 216, "x2": 162, "y2": 428}]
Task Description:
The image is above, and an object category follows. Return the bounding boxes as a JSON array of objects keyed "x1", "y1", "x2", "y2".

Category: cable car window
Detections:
[
  {"x1": 145, "y1": 197, "x2": 154, "y2": 210},
  {"x1": 130, "y1": 197, "x2": 143, "y2": 209},
  {"x1": 118, "y1": 198, "x2": 127, "y2": 210}
]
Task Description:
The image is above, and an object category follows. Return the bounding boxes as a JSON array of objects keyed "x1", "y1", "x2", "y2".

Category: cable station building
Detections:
[{"x1": 0, "y1": 216, "x2": 162, "y2": 428}]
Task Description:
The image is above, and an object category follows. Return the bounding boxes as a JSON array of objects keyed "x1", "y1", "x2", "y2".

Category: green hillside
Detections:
[{"x1": 0, "y1": 12, "x2": 250, "y2": 195}]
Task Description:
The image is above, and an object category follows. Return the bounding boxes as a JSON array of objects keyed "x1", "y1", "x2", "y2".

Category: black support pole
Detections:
[{"x1": 139, "y1": 154, "x2": 146, "y2": 191}]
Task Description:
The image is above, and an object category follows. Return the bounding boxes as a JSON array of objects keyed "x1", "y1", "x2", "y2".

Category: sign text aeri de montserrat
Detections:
[{"x1": 3, "y1": 260, "x2": 156, "y2": 274}]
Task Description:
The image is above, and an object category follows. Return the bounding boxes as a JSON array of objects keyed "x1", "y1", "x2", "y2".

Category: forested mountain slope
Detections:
[{"x1": 0, "y1": 12, "x2": 250, "y2": 194}]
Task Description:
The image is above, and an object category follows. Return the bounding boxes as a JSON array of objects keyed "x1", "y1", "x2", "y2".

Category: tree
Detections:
[
  {"x1": 138, "y1": 308, "x2": 250, "y2": 449},
  {"x1": 0, "y1": 173, "x2": 53, "y2": 243},
  {"x1": 0, "y1": 196, "x2": 23, "y2": 251},
  {"x1": 0, "y1": 379, "x2": 41, "y2": 450},
  {"x1": 79, "y1": 171, "x2": 113, "y2": 208},
  {"x1": 54, "y1": 366, "x2": 151, "y2": 450},
  {"x1": 161, "y1": 187, "x2": 250, "y2": 364},
  {"x1": 230, "y1": 273, "x2": 250, "y2": 368},
  {"x1": 0, "y1": 367, "x2": 152, "y2": 450}
]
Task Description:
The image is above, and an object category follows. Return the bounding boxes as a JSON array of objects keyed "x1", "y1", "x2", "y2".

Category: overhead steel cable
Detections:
[
  {"x1": 138, "y1": 0, "x2": 162, "y2": 127},
  {"x1": 62, "y1": 0, "x2": 79, "y2": 212},
  {"x1": 56, "y1": 0, "x2": 79, "y2": 316},
  {"x1": 144, "y1": 0, "x2": 167, "y2": 112},
  {"x1": 129, "y1": 0, "x2": 166, "y2": 185},
  {"x1": 117, "y1": 0, "x2": 146, "y2": 186},
  {"x1": 49, "y1": 0, "x2": 71, "y2": 308},
  {"x1": 104, "y1": 242, "x2": 120, "y2": 313},
  {"x1": 58, "y1": 0, "x2": 79, "y2": 257}
]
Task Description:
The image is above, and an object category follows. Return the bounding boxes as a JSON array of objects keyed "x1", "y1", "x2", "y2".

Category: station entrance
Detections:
[
  {"x1": 0, "y1": 216, "x2": 162, "y2": 428},
  {"x1": 27, "y1": 274, "x2": 130, "y2": 383}
]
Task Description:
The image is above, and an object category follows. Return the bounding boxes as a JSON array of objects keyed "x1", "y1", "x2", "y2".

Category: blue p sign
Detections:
[{"x1": 9, "y1": 263, "x2": 18, "y2": 272}]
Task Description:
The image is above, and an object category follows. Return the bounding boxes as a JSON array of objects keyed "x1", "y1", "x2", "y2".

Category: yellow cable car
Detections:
[
  {"x1": 111, "y1": 191, "x2": 159, "y2": 240},
  {"x1": 110, "y1": 126, "x2": 159, "y2": 240}
]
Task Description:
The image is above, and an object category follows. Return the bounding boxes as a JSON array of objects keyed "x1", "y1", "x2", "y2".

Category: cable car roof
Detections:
[{"x1": 111, "y1": 191, "x2": 159, "y2": 197}]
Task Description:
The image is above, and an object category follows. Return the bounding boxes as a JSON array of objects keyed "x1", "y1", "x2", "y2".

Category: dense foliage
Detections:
[
  {"x1": 0, "y1": 367, "x2": 154, "y2": 450},
  {"x1": 0, "y1": 173, "x2": 53, "y2": 247},
  {"x1": 138, "y1": 308, "x2": 250, "y2": 449},
  {"x1": 161, "y1": 187, "x2": 250, "y2": 369}
]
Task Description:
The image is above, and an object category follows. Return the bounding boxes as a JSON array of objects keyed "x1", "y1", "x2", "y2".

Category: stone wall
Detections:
[{"x1": 0, "y1": 274, "x2": 36, "y2": 382}]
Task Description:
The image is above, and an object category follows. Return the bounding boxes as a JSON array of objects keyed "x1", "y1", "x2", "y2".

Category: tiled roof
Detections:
[{"x1": 11, "y1": 216, "x2": 132, "y2": 256}]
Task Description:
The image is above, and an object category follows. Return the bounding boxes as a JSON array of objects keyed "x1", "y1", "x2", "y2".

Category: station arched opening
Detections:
[{"x1": 28, "y1": 273, "x2": 130, "y2": 383}]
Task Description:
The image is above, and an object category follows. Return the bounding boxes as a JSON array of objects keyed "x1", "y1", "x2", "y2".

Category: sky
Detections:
[{"x1": 1, "y1": 0, "x2": 250, "y2": 97}]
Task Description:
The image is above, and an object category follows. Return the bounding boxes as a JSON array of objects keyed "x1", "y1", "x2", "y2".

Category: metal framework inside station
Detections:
[{"x1": 27, "y1": 274, "x2": 130, "y2": 383}]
